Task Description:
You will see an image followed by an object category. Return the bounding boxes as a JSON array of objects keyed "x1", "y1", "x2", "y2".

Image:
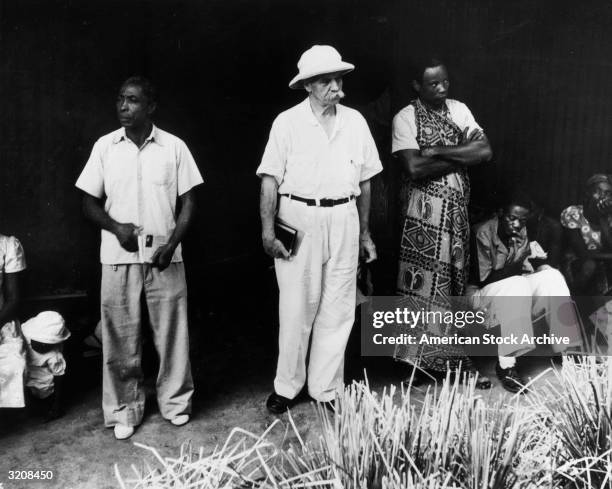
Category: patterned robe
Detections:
[{"x1": 394, "y1": 99, "x2": 471, "y2": 371}]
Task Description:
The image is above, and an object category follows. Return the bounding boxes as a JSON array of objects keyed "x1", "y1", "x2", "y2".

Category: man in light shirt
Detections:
[
  {"x1": 257, "y1": 45, "x2": 382, "y2": 414},
  {"x1": 76, "y1": 76, "x2": 203, "y2": 439}
]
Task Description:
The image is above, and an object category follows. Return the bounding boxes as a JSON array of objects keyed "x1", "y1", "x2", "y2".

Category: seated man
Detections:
[{"x1": 467, "y1": 194, "x2": 582, "y2": 393}]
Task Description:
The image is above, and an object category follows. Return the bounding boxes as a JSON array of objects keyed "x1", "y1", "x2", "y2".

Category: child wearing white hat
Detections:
[{"x1": 22, "y1": 311, "x2": 70, "y2": 421}]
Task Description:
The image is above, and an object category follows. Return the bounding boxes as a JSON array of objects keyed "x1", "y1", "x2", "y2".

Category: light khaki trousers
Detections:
[{"x1": 101, "y1": 263, "x2": 193, "y2": 427}]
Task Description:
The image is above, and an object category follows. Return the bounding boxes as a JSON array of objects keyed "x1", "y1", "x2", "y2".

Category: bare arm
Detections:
[
  {"x1": 260, "y1": 175, "x2": 290, "y2": 259},
  {"x1": 0, "y1": 272, "x2": 20, "y2": 325},
  {"x1": 151, "y1": 188, "x2": 198, "y2": 270},
  {"x1": 424, "y1": 133, "x2": 492, "y2": 167},
  {"x1": 565, "y1": 228, "x2": 612, "y2": 261},
  {"x1": 396, "y1": 129, "x2": 491, "y2": 180},
  {"x1": 82, "y1": 194, "x2": 142, "y2": 252},
  {"x1": 395, "y1": 149, "x2": 459, "y2": 180},
  {"x1": 357, "y1": 179, "x2": 377, "y2": 263}
]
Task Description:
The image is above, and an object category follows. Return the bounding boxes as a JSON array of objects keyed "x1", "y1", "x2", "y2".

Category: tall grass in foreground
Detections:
[
  {"x1": 529, "y1": 357, "x2": 612, "y2": 488},
  {"x1": 115, "y1": 358, "x2": 612, "y2": 488}
]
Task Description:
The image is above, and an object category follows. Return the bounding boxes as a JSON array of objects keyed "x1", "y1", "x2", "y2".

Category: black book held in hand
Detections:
[{"x1": 274, "y1": 218, "x2": 298, "y2": 255}]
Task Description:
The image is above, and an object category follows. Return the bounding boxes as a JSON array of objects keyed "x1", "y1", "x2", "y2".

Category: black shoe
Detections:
[
  {"x1": 462, "y1": 358, "x2": 492, "y2": 390},
  {"x1": 495, "y1": 362, "x2": 526, "y2": 394},
  {"x1": 266, "y1": 392, "x2": 293, "y2": 414}
]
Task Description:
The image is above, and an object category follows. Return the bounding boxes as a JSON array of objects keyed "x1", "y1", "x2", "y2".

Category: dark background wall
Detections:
[{"x1": 0, "y1": 0, "x2": 611, "y2": 299}]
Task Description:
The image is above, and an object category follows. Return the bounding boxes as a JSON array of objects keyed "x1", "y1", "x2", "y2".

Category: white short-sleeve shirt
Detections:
[
  {"x1": 75, "y1": 125, "x2": 204, "y2": 264},
  {"x1": 256, "y1": 98, "x2": 382, "y2": 198},
  {"x1": 391, "y1": 99, "x2": 483, "y2": 153}
]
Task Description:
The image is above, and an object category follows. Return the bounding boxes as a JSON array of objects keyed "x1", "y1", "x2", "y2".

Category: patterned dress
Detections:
[
  {"x1": 394, "y1": 99, "x2": 471, "y2": 371},
  {"x1": 560, "y1": 205, "x2": 612, "y2": 294}
]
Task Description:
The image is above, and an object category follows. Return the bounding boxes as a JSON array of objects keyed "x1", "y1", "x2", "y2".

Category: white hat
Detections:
[
  {"x1": 21, "y1": 311, "x2": 70, "y2": 344},
  {"x1": 288, "y1": 45, "x2": 355, "y2": 90}
]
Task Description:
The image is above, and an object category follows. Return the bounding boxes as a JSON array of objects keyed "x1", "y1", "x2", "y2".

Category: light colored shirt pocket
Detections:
[{"x1": 144, "y1": 160, "x2": 174, "y2": 186}]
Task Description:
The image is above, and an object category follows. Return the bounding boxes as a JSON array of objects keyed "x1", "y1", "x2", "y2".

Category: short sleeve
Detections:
[
  {"x1": 75, "y1": 139, "x2": 105, "y2": 198},
  {"x1": 46, "y1": 353, "x2": 66, "y2": 376},
  {"x1": 4, "y1": 237, "x2": 26, "y2": 273},
  {"x1": 176, "y1": 140, "x2": 204, "y2": 196},
  {"x1": 391, "y1": 106, "x2": 419, "y2": 153},
  {"x1": 560, "y1": 206, "x2": 581, "y2": 229},
  {"x1": 256, "y1": 116, "x2": 288, "y2": 185},
  {"x1": 359, "y1": 117, "x2": 383, "y2": 182},
  {"x1": 449, "y1": 100, "x2": 483, "y2": 133}
]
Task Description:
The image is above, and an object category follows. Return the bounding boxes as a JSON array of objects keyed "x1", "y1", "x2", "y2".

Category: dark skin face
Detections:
[
  {"x1": 498, "y1": 204, "x2": 530, "y2": 241},
  {"x1": 116, "y1": 84, "x2": 156, "y2": 131},
  {"x1": 30, "y1": 340, "x2": 57, "y2": 354},
  {"x1": 413, "y1": 65, "x2": 449, "y2": 109},
  {"x1": 585, "y1": 181, "x2": 612, "y2": 218}
]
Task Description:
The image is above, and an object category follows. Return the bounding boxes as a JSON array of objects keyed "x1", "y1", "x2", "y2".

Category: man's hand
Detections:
[
  {"x1": 507, "y1": 248, "x2": 530, "y2": 274},
  {"x1": 421, "y1": 147, "x2": 437, "y2": 158},
  {"x1": 151, "y1": 244, "x2": 176, "y2": 271},
  {"x1": 597, "y1": 198, "x2": 612, "y2": 216},
  {"x1": 113, "y1": 223, "x2": 143, "y2": 252},
  {"x1": 263, "y1": 232, "x2": 291, "y2": 259},
  {"x1": 359, "y1": 231, "x2": 377, "y2": 263},
  {"x1": 459, "y1": 127, "x2": 484, "y2": 144}
]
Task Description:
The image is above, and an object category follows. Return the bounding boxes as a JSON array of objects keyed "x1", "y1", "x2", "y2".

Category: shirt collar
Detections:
[
  {"x1": 112, "y1": 124, "x2": 164, "y2": 146},
  {"x1": 300, "y1": 97, "x2": 346, "y2": 135}
]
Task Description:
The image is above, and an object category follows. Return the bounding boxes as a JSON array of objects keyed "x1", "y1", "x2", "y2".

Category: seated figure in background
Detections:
[
  {"x1": 561, "y1": 174, "x2": 612, "y2": 348},
  {"x1": 467, "y1": 193, "x2": 582, "y2": 393},
  {"x1": 0, "y1": 234, "x2": 26, "y2": 409},
  {"x1": 560, "y1": 174, "x2": 612, "y2": 295}
]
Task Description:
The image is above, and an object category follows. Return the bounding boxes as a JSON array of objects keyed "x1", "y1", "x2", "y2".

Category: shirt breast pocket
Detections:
[
  {"x1": 346, "y1": 153, "x2": 364, "y2": 184},
  {"x1": 145, "y1": 160, "x2": 173, "y2": 186}
]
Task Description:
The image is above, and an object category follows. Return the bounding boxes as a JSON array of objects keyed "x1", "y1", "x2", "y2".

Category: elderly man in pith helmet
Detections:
[{"x1": 257, "y1": 45, "x2": 383, "y2": 414}]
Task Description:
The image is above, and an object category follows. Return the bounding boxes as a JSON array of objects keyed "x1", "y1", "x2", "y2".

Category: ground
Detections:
[{"x1": 0, "y1": 261, "x2": 572, "y2": 489}]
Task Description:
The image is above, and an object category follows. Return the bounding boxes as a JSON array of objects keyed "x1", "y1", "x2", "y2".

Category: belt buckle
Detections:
[{"x1": 314, "y1": 198, "x2": 320, "y2": 207}]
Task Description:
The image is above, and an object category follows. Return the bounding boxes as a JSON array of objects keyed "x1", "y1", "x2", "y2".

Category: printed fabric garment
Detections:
[
  {"x1": 560, "y1": 204, "x2": 612, "y2": 294},
  {"x1": 560, "y1": 205, "x2": 605, "y2": 251},
  {"x1": 394, "y1": 99, "x2": 471, "y2": 371}
]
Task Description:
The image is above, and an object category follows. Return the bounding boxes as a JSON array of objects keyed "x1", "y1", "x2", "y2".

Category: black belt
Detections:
[{"x1": 281, "y1": 194, "x2": 355, "y2": 207}]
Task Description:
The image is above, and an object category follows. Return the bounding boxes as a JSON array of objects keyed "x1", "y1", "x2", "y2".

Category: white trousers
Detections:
[
  {"x1": 470, "y1": 268, "x2": 582, "y2": 357},
  {"x1": 274, "y1": 196, "x2": 359, "y2": 402}
]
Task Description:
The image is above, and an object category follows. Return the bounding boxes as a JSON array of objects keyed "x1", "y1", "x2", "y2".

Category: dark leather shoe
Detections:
[
  {"x1": 266, "y1": 392, "x2": 293, "y2": 414},
  {"x1": 462, "y1": 357, "x2": 492, "y2": 390},
  {"x1": 495, "y1": 362, "x2": 525, "y2": 394}
]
